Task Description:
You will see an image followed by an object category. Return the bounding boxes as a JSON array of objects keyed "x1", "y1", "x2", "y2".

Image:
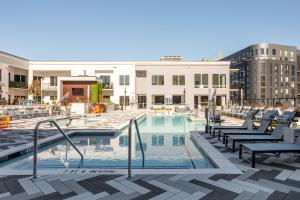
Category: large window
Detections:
[
  {"x1": 194, "y1": 74, "x2": 208, "y2": 88},
  {"x1": 152, "y1": 95, "x2": 164, "y2": 104},
  {"x1": 152, "y1": 135, "x2": 164, "y2": 146},
  {"x1": 14, "y1": 75, "x2": 26, "y2": 83},
  {"x1": 172, "y1": 95, "x2": 182, "y2": 104},
  {"x1": 272, "y1": 49, "x2": 276, "y2": 55},
  {"x1": 152, "y1": 75, "x2": 164, "y2": 85},
  {"x1": 72, "y1": 88, "x2": 84, "y2": 96},
  {"x1": 50, "y1": 76, "x2": 57, "y2": 86},
  {"x1": 172, "y1": 75, "x2": 185, "y2": 85},
  {"x1": 136, "y1": 70, "x2": 147, "y2": 77},
  {"x1": 212, "y1": 74, "x2": 226, "y2": 88},
  {"x1": 119, "y1": 75, "x2": 129, "y2": 85}
]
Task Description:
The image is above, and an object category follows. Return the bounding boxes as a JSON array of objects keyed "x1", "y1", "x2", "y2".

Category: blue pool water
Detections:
[{"x1": 1, "y1": 115, "x2": 215, "y2": 169}]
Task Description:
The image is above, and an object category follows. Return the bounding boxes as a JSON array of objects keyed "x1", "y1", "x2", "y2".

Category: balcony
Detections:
[
  {"x1": 102, "y1": 82, "x2": 113, "y2": 90},
  {"x1": 9, "y1": 81, "x2": 27, "y2": 89},
  {"x1": 42, "y1": 83, "x2": 57, "y2": 91}
]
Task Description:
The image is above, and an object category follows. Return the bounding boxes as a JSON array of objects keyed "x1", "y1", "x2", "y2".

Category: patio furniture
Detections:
[
  {"x1": 239, "y1": 143, "x2": 300, "y2": 168},
  {"x1": 226, "y1": 111, "x2": 296, "y2": 152},
  {"x1": 211, "y1": 109, "x2": 259, "y2": 138},
  {"x1": 0, "y1": 115, "x2": 10, "y2": 128},
  {"x1": 221, "y1": 110, "x2": 278, "y2": 144}
]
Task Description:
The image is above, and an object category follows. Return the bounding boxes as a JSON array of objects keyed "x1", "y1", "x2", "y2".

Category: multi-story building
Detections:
[
  {"x1": 0, "y1": 52, "x2": 29, "y2": 104},
  {"x1": 0, "y1": 52, "x2": 230, "y2": 109},
  {"x1": 222, "y1": 44, "x2": 299, "y2": 106}
]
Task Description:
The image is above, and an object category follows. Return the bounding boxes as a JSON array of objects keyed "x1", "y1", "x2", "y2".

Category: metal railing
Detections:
[
  {"x1": 33, "y1": 119, "x2": 83, "y2": 179},
  {"x1": 128, "y1": 118, "x2": 145, "y2": 178}
]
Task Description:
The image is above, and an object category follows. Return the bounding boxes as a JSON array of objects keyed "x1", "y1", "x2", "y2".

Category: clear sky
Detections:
[{"x1": 0, "y1": 0, "x2": 299, "y2": 61}]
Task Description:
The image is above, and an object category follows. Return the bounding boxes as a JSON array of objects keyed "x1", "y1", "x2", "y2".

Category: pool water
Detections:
[{"x1": 1, "y1": 115, "x2": 215, "y2": 169}]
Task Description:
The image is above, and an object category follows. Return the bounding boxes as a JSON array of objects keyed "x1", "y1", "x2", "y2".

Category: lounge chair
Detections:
[
  {"x1": 221, "y1": 110, "x2": 278, "y2": 144},
  {"x1": 239, "y1": 143, "x2": 300, "y2": 168},
  {"x1": 226, "y1": 111, "x2": 296, "y2": 152},
  {"x1": 211, "y1": 109, "x2": 259, "y2": 138}
]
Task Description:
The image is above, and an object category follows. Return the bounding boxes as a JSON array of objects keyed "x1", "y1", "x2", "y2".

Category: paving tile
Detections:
[
  {"x1": 250, "y1": 191, "x2": 271, "y2": 200},
  {"x1": 275, "y1": 170, "x2": 294, "y2": 181},
  {"x1": 258, "y1": 179, "x2": 300, "y2": 193},
  {"x1": 18, "y1": 179, "x2": 41, "y2": 195},
  {"x1": 165, "y1": 191, "x2": 190, "y2": 200},
  {"x1": 284, "y1": 191, "x2": 300, "y2": 200},
  {"x1": 64, "y1": 191, "x2": 93, "y2": 200},
  {"x1": 106, "y1": 180, "x2": 134, "y2": 194},
  {"x1": 33, "y1": 180, "x2": 56, "y2": 195},
  {"x1": 48, "y1": 179, "x2": 72, "y2": 195},
  {"x1": 232, "y1": 191, "x2": 254, "y2": 200},
  {"x1": 266, "y1": 191, "x2": 287, "y2": 200},
  {"x1": 148, "y1": 192, "x2": 174, "y2": 200},
  {"x1": 184, "y1": 191, "x2": 206, "y2": 200},
  {"x1": 232, "y1": 179, "x2": 274, "y2": 193},
  {"x1": 120, "y1": 180, "x2": 150, "y2": 194},
  {"x1": 63, "y1": 180, "x2": 89, "y2": 194},
  {"x1": 0, "y1": 192, "x2": 11, "y2": 199},
  {"x1": 148, "y1": 180, "x2": 181, "y2": 194}
]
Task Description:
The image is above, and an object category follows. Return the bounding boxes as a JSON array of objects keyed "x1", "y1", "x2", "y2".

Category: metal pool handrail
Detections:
[
  {"x1": 32, "y1": 119, "x2": 83, "y2": 179},
  {"x1": 128, "y1": 118, "x2": 145, "y2": 178}
]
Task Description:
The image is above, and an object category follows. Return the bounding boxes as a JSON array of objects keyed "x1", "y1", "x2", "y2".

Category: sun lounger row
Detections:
[
  {"x1": 2, "y1": 107, "x2": 49, "y2": 120},
  {"x1": 207, "y1": 109, "x2": 300, "y2": 168}
]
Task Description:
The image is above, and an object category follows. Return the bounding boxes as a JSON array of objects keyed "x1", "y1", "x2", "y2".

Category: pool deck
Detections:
[{"x1": 0, "y1": 112, "x2": 300, "y2": 199}]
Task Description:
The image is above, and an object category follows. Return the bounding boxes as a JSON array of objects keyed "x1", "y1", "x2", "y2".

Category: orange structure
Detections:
[{"x1": 0, "y1": 116, "x2": 10, "y2": 128}]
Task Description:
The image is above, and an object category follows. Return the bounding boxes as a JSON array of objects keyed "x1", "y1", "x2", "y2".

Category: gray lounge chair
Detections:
[
  {"x1": 211, "y1": 109, "x2": 259, "y2": 138},
  {"x1": 239, "y1": 143, "x2": 300, "y2": 168},
  {"x1": 226, "y1": 111, "x2": 296, "y2": 152},
  {"x1": 221, "y1": 110, "x2": 278, "y2": 144}
]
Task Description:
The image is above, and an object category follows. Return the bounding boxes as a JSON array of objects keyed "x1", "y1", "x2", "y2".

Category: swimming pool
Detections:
[{"x1": 0, "y1": 115, "x2": 217, "y2": 170}]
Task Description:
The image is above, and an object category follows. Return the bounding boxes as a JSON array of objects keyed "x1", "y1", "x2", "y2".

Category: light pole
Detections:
[{"x1": 124, "y1": 88, "x2": 127, "y2": 110}]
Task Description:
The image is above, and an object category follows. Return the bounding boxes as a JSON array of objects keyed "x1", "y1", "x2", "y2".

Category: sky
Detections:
[{"x1": 0, "y1": 0, "x2": 300, "y2": 61}]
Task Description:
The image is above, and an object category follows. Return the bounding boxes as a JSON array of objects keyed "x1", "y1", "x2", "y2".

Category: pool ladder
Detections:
[
  {"x1": 32, "y1": 119, "x2": 83, "y2": 179},
  {"x1": 128, "y1": 118, "x2": 145, "y2": 178}
]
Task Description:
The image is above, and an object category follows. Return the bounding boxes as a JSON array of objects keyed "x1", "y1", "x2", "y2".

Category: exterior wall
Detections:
[
  {"x1": 222, "y1": 43, "x2": 298, "y2": 105},
  {"x1": 0, "y1": 52, "x2": 29, "y2": 103},
  {"x1": 135, "y1": 61, "x2": 230, "y2": 108}
]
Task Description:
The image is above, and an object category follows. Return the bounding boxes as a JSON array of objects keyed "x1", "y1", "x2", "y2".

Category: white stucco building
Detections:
[{"x1": 0, "y1": 52, "x2": 230, "y2": 109}]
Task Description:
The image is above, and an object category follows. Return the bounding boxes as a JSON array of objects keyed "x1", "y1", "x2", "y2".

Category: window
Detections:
[
  {"x1": 21, "y1": 75, "x2": 26, "y2": 83},
  {"x1": 173, "y1": 135, "x2": 185, "y2": 146},
  {"x1": 100, "y1": 76, "x2": 110, "y2": 84},
  {"x1": 152, "y1": 135, "x2": 164, "y2": 146},
  {"x1": 272, "y1": 49, "x2": 276, "y2": 55},
  {"x1": 50, "y1": 76, "x2": 57, "y2": 86},
  {"x1": 266, "y1": 48, "x2": 269, "y2": 55},
  {"x1": 14, "y1": 75, "x2": 20, "y2": 82},
  {"x1": 119, "y1": 96, "x2": 129, "y2": 106},
  {"x1": 119, "y1": 75, "x2": 129, "y2": 85},
  {"x1": 136, "y1": 70, "x2": 147, "y2": 77},
  {"x1": 172, "y1": 75, "x2": 185, "y2": 85},
  {"x1": 152, "y1": 75, "x2": 164, "y2": 85},
  {"x1": 172, "y1": 95, "x2": 182, "y2": 104},
  {"x1": 212, "y1": 74, "x2": 226, "y2": 88},
  {"x1": 119, "y1": 136, "x2": 128, "y2": 146},
  {"x1": 152, "y1": 95, "x2": 164, "y2": 104},
  {"x1": 255, "y1": 49, "x2": 258, "y2": 55},
  {"x1": 284, "y1": 51, "x2": 288, "y2": 57},
  {"x1": 72, "y1": 88, "x2": 84, "y2": 96},
  {"x1": 50, "y1": 96, "x2": 57, "y2": 100},
  {"x1": 290, "y1": 51, "x2": 294, "y2": 57},
  {"x1": 194, "y1": 74, "x2": 208, "y2": 88},
  {"x1": 261, "y1": 63, "x2": 265, "y2": 74},
  {"x1": 0, "y1": 69, "x2": 2, "y2": 81},
  {"x1": 260, "y1": 48, "x2": 264, "y2": 55}
]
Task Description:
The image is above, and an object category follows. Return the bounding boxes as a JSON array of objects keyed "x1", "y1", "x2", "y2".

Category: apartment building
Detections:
[
  {"x1": 0, "y1": 52, "x2": 29, "y2": 104},
  {"x1": 222, "y1": 44, "x2": 299, "y2": 106},
  {"x1": 0, "y1": 52, "x2": 230, "y2": 108}
]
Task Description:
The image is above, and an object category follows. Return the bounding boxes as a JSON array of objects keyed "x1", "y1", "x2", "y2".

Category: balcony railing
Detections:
[
  {"x1": 9, "y1": 81, "x2": 28, "y2": 89},
  {"x1": 102, "y1": 82, "x2": 113, "y2": 89},
  {"x1": 42, "y1": 83, "x2": 57, "y2": 90}
]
